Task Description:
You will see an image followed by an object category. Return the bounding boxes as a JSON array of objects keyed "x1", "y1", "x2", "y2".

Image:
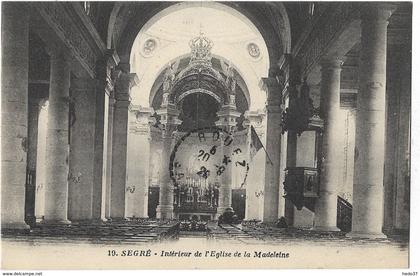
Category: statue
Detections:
[
  {"x1": 225, "y1": 63, "x2": 237, "y2": 93},
  {"x1": 229, "y1": 94, "x2": 236, "y2": 106},
  {"x1": 163, "y1": 63, "x2": 176, "y2": 93},
  {"x1": 162, "y1": 92, "x2": 169, "y2": 106}
]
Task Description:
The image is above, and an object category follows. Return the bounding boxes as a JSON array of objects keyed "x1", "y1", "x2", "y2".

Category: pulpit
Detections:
[
  {"x1": 283, "y1": 115, "x2": 323, "y2": 212},
  {"x1": 284, "y1": 167, "x2": 319, "y2": 211}
]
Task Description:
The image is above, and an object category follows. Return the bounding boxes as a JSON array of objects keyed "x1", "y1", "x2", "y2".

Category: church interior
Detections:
[{"x1": 1, "y1": 1, "x2": 412, "y2": 254}]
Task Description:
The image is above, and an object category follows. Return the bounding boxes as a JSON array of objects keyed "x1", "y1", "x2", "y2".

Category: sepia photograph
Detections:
[{"x1": 0, "y1": 0, "x2": 416, "y2": 273}]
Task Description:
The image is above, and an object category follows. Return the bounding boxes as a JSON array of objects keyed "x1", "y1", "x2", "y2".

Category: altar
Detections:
[{"x1": 173, "y1": 176, "x2": 219, "y2": 221}]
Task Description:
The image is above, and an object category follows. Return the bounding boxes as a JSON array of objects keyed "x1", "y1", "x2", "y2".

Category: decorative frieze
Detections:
[
  {"x1": 294, "y1": 3, "x2": 358, "y2": 75},
  {"x1": 34, "y1": 2, "x2": 104, "y2": 78}
]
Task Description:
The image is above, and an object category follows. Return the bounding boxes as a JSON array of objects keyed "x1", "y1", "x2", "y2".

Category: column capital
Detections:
[
  {"x1": 114, "y1": 99, "x2": 130, "y2": 109},
  {"x1": 320, "y1": 58, "x2": 343, "y2": 71},
  {"x1": 260, "y1": 77, "x2": 283, "y2": 107},
  {"x1": 259, "y1": 77, "x2": 280, "y2": 92},
  {"x1": 129, "y1": 73, "x2": 140, "y2": 89},
  {"x1": 104, "y1": 49, "x2": 120, "y2": 68},
  {"x1": 359, "y1": 3, "x2": 397, "y2": 22},
  {"x1": 116, "y1": 61, "x2": 130, "y2": 73},
  {"x1": 114, "y1": 72, "x2": 139, "y2": 101},
  {"x1": 45, "y1": 46, "x2": 72, "y2": 64}
]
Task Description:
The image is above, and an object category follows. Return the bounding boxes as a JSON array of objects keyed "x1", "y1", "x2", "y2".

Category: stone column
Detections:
[
  {"x1": 43, "y1": 50, "x2": 71, "y2": 224},
  {"x1": 284, "y1": 83, "x2": 299, "y2": 226},
  {"x1": 27, "y1": 96, "x2": 41, "y2": 179},
  {"x1": 35, "y1": 100, "x2": 49, "y2": 222},
  {"x1": 313, "y1": 59, "x2": 343, "y2": 231},
  {"x1": 347, "y1": 4, "x2": 395, "y2": 239},
  {"x1": 156, "y1": 104, "x2": 181, "y2": 219},
  {"x1": 68, "y1": 77, "x2": 103, "y2": 222},
  {"x1": 215, "y1": 104, "x2": 241, "y2": 215},
  {"x1": 109, "y1": 72, "x2": 139, "y2": 220},
  {"x1": 125, "y1": 106, "x2": 152, "y2": 219},
  {"x1": 25, "y1": 93, "x2": 46, "y2": 225},
  {"x1": 1, "y1": 2, "x2": 30, "y2": 229},
  {"x1": 260, "y1": 77, "x2": 284, "y2": 223}
]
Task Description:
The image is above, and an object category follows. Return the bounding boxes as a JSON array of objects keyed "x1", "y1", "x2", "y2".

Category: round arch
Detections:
[
  {"x1": 147, "y1": 54, "x2": 252, "y2": 110},
  {"x1": 107, "y1": 1, "x2": 291, "y2": 69}
]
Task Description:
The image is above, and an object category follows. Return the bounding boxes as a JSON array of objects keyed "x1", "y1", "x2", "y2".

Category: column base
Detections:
[
  {"x1": 70, "y1": 219, "x2": 103, "y2": 225},
  {"x1": 107, "y1": 217, "x2": 127, "y2": 223},
  {"x1": 41, "y1": 219, "x2": 71, "y2": 225},
  {"x1": 262, "y1": 216, "x2": 279, "y2": 224},
  {"x1": 126, "y1": 216, "x2": 149, "y2": 220},
  {"x1": 346, "y1": 231, "x2": 387, "y2": 239},
  {"x1": 156, "y1": 205, "x2": 174, "y2": 220},
  {"x1": 1, "y1": 222, "x2": 30, "y2": 230},
  {"x1": 311, "y1": 226, "x2": 341, "y2": 232},
  {"x1": 217, "y1": 206, "x2": 232, "y2": 216},
  {"x1": 101, "y1": 217, "x2": 111, "y2": 223}
]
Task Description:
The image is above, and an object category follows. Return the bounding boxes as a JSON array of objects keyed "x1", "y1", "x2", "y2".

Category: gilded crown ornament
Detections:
[{"x1": 189, "y1": 32, "x2": 213, "y2": 66}]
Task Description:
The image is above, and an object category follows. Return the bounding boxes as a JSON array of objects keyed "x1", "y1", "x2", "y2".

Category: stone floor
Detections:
[
  {"x1": 208, "y1": 222, "x2": 409, "y2": 248},
  {"x1": 1, "y1": 220, "x2": 409, "y2": 247},
  {"x1": 1, "y1": 220, "x2": 180, "y2": 244},
  {"x1": 1, "y1": 221, "x2": 409, "y2": 269}
]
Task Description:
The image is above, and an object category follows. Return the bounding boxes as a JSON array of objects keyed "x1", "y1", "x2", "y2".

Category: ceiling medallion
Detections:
[
  {"x1": 247, "y1": 42, "x2": 260, "y2": 58},
  {"x1": 141, "y1": 38, "x2": 157, "y2": 57}
]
